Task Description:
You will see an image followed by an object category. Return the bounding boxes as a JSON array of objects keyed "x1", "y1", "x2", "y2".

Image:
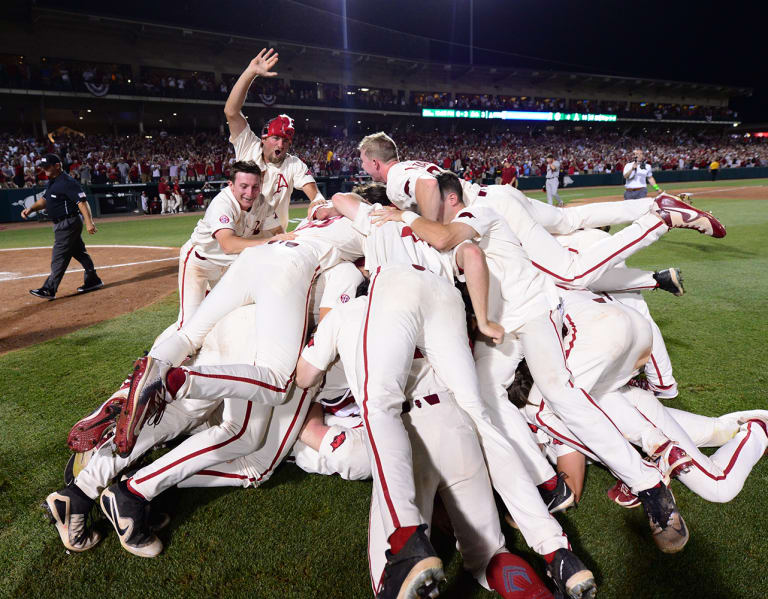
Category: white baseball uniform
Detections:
[
  {"x1": 385, "y1": 160, "x2": 667, "y2": 290},
  {"x1": 302, "y1": 296, "x2": 570, "y2": 594},
  {"x1": 148, "y1": 214, "x2": 367, "y2": 411},
  {"x1": 455, "y1": 205, "x2": 663, "y2": 495},
  {"x1": 519, "y1": 290, "x2": 768, "y2": 503},
  {"x1": 175, "y1": 185, "x2": 280, "y2": 328},
  {"x1": 230, "y1": 123, "x2": 315, "y2": 231}
]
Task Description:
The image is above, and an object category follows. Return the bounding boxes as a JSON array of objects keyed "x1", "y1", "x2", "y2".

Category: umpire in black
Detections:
[{"x1": 22, "y1": 154, "x2": 103, "y2": 299}]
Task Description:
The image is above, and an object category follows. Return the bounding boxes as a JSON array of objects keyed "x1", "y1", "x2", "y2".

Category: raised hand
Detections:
[{"x1": 247, "y1": 48, "x2": 279, "y2": 78}]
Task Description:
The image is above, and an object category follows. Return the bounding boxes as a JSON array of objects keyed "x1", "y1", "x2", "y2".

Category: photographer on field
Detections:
[{"x1": 622, "y1": 148, "x2": 661, "y2": 199}]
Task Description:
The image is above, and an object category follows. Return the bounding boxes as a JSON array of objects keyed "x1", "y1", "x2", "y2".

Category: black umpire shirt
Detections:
[{"x1": 43, "y1": 172, "x2": 87, "y2": 220}]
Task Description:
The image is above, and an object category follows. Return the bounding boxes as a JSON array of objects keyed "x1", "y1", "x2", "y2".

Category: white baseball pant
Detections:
[
  {"x1": 150, "y1": 244, "x2": 319, "y2": 405},
  {"x1": 160, "y1": 193, "x2": 170, "y2": 214},
  {"x1": 476, "y1": 187, "x2": 668, "y2": 289},
  {"x1": 368, "y1": 391, "x2": 518, "y2": 595},
  {"x1": 126, "y1": 384, "x2": 312, "y2": 499},
  {"x1": 545, "y1": 179, "x2": 562, "y2": 206},
  {"x1": 361, "y1": 265, "x2": 568, "y2": 557},
  {"x1": 474, "y1": 305, "x2": 663, "y2": 495},
  {"x1": 175, "y1": 241, "x2": 227, "y2": 328}
]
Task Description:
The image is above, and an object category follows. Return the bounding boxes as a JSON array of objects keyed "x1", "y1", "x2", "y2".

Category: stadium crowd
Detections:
[
  {"x1": 2, "y1": 129, "x2": 765, "y2": 189},
  {"x1": 1, "y1": 54, "x2": 738, "y2": 121}
]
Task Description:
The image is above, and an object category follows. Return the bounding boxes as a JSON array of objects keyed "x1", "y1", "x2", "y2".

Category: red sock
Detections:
[
  {"x1": 539, "y1": 475, "x2": 558, "y2": 491},
  {"x1": 486, "y1": 552, "x2": 553, "y2": 599},
  {"x1": 165, "y1": 367, "x2": 187, "y2": 399},
  {"x1": 388, "y1": 525, "x2": 419, "y2": 555}
]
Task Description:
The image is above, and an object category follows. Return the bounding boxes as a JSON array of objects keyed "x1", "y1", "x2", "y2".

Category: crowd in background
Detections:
[
  {"x1": 1, "y1": 129, "x2": 766, "y2": 189},
  {"x1": 0, "y1": 54, "x2": 737, "y2": 121}
]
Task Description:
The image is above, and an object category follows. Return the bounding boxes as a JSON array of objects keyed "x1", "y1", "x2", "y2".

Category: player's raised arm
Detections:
[{"x1": 224, "y1": 49, "x2": 279, "y2": 140}]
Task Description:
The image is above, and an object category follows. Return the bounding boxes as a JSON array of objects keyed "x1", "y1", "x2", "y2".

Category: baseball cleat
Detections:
[
  {"x1": 64, "y1": 445, "x2": 102, "y2": 486},
  {"x1": 628, "y1": 376, "x2": 678, "y2": 399},
  {"x1": 68, "y1": 392, "x2": 125, "y2": 452},
  {"x1": 546, "y1": 548, "x2": 596, "y2": 599},
  {"x1": 677, "y1": 192, "x2": 694, "y2": 204},
  {"x1": 42, "y1": 484, "x2": 101, "y2": 552},
  {"x1": 651, "y1": 441, "x2": 693, "y2": 482},
  {"x1": 376, "y1": 524, "x2": 445, "y2": 599},
  {"x1": 653, "y1": 268, "x2": 685, "y2": 296},
  {"x1": 606, "y1": 480, "x2": 641, "y2": 508},
  {"x1": 726, "y1": 410, "x2": 768, "y2": 426},
  {"x1": 29, "y1": 287, "x2": 55, "y2": 300},
  {"x1": 115, "y1": 355, "x2": 171, "y2": 458},
  {"x1": 637, "y1": 483, "x2": 689, "y2": 553},
  {"x1": 652, "y1": 192, "x2": 726, "y2": 238},
  {"x1": 539, "y1": 472, "x2": 576, "y2": 513},
  {"x1": 100, "y1": 480, "x2": 163, "y2": 558}
]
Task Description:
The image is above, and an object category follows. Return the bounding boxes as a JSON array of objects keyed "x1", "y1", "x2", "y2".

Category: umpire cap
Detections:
[{"x1": 39, "y1": 154, "x2": 62, "y2": 167}]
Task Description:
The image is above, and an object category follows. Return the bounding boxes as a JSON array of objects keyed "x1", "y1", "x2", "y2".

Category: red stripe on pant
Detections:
[
  {"x1": 196, "y1": 469, "x2": 254, "y2": 481},
  {"x1": 187, "y1": 370, "x2": 291, "y2": 393},
  {"x1": 131, "y1": 402, "x2": 253, "y2": 486},
  {"x1": 532, "y1": 220, "x2": 664, "y2": 282},
  {"x1": 255, "y1": 388, "x2": 310, "y2": 483},
  {"x1": 648, "y1": 353, "x2": 673, "y2": 388},
  {"x1": 361, "y1": 267, "x2": 401, "y2": 529},
  {"x1": 178, "y1": 245, "x2": 195, "y2": 328}
]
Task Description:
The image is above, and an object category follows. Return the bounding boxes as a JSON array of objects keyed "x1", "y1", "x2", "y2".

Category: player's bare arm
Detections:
[
  {"x1": 297, "y1": 403, "x2": 329, "y2": 451},
  {"x1": 78, "y1": 200, "x2": 97, "y2": 234},
  {"x1": 331, "y1": 191, "x2": 365, "y2": 220},
  {"x1": 374, "y1": 208, "x2": 476, "y2": 252},
  {"x1": 456, "y1": 242, "x2": 504, "y2": 344},
  {"x1": 296, "y1": 356, "x2": 325, "y2": 389},
  {"x1": 213, "y1": 227, "x2": 295, "y2": 254},
  {"x1": 414, "y1": 177, "x2": 442, "y2": 221},
  {"x1": 224, "y1": 48, "x2": 279, "y2": 140}
]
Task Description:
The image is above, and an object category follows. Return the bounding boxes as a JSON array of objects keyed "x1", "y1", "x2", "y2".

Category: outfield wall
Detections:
[{"x1": 2, "y1": 167, "x2": 766, "y2": 223}]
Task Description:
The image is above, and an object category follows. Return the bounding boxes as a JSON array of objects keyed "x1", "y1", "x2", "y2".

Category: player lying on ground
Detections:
[
  {"x1": 296, "y1": 296, "x2": 596, "y2": 599},
  {"x1": 368, "y1": 171, "x2": 690, "y2": 554}
]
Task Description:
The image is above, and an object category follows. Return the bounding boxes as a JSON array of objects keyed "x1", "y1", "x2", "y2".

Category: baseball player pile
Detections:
[{"x1": 41, "y1": 51, "x2": 768, "y2": 599}]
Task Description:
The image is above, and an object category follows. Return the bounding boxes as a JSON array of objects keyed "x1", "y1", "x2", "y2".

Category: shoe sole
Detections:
[
  {"x1": 77, "y1": 282, "x2": 104, "y2": 294},
  {"x1": 667, "y1": 269, "x2": 685, "y2": 296},
  {"x1": 116, "y1": 357, "x2": 163, "y2": 458},
  {"x1": 68, "y1": 398, "x2": 122, "y2": 451},
  {"x1": 30, "y1": 291, "x2": 55, "y2": 300},
  {"x1": 396, "y1": 557, "x2": 444, "y2": 599},
  {"x1": 565, "y1": 570, "x2": 597, "y2": 599},
  {"x1": 42, "y1": 494, "x2": 101, "y2": 552},
  {"x1": 99, "y1": 488, "x2": 162, "y2": 558},
  {"x1": 549, "y1": 492, "x2": 576, "y2": 514}
]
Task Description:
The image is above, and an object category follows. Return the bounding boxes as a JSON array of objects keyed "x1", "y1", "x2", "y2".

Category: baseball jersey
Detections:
[
  {"x1": 302, "y1": 297, "x2": 453, "y2": 406},
  {"x1": 290, "y1": 214, "x2": 365, "y2": 272},
  {"x1": 309, "y1": 261, "x2": 365, "y2": 320},
  {"x1": 230, "y1": 124, "x2": 315, "y2": 230},
  {"x1": 451, "y1": 205, "x2": 560, "y2": 332},
  {"x1": 352, "y1": 202, "x2": 454, "y2": 282},
  {"x1": 623, "y1": 162, "x2": 653, "y2": 189},
  {"x1": 385, "y1": 161, "x2": 483, "y2": 212},
  {"x1": 187, "y1": 186, "x2": 279, "y2": 267}
]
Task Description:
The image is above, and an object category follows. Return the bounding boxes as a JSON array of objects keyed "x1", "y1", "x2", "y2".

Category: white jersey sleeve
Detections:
[
  {"x1": 302, "y1": 309, "x2": 342, "y2": 372},
  {"x1": 290, "y1": 158, "x2": 316, "y2": 190},
  {"x1": 319, "y1": 262, "x2": 364, "y2": 310},
  {"x1": 451, "y1": 205, "x2": 496, "y2": 239},
  {"x1": 385, "y1": 161, "x2": 442, "y2": 211},
  {"x1": 229, "y1": 124, "x2": 265, "y2": 166}
]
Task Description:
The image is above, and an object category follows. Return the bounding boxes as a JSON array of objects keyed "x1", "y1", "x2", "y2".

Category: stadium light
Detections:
[{"x1": 421, "y1": 108, "x2": 617, "y2": 122}]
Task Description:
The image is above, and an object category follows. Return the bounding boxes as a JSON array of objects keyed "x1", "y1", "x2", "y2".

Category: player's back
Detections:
[
  {"x1": 386, "y1": 160, "x2": 482, "y2": 211},
  {"x1": 292, "y1": 215, "x2": 365, "y2": 271}
]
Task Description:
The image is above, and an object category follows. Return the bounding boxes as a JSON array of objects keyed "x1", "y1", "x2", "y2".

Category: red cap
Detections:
[{"x1": 261, "y1": 114, "x2": 295, "y2": 140}]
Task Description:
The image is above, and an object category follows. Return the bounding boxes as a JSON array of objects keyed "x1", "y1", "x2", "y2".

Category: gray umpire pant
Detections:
[
  {"x1": 42, "y1": 215, "x2": 98, "y2": 293},
  {"x1": 545, "y1": 178, "x2": 562, "y2": 206}
]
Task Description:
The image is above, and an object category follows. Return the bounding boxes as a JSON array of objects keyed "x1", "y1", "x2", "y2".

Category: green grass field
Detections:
[{"x1": 1, "y1": 179, "x2": 767, "y2": 598}]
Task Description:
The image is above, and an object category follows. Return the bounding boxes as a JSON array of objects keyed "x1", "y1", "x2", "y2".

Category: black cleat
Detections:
[
  {"x1": 29, "y1": 287, "x2": 55, "y2": 300},
  {"x1": 546, "y1": 548, "x2": 596, "y2": 599},
  {"x1": 100, "y1": 480, "x2": 162, "y2": 557},
  {"x1": 539, "y1": 472, "x2": 576, "y2": 513},
  {"x1": 653, "y1": 269, "x2": 685, "y2": 296},
  {"x1": 637, "y1": 483, "x2": 689, "y2": 553},
  {"x1": 77, "y1": 278, "x2": 104, "y2": 294},
  {"x1": 376, "y1": 524, "x2": 445, "y2": 599},
  {"x1": 42, "y1": 484, "x2": 101, "y2": 551}
]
